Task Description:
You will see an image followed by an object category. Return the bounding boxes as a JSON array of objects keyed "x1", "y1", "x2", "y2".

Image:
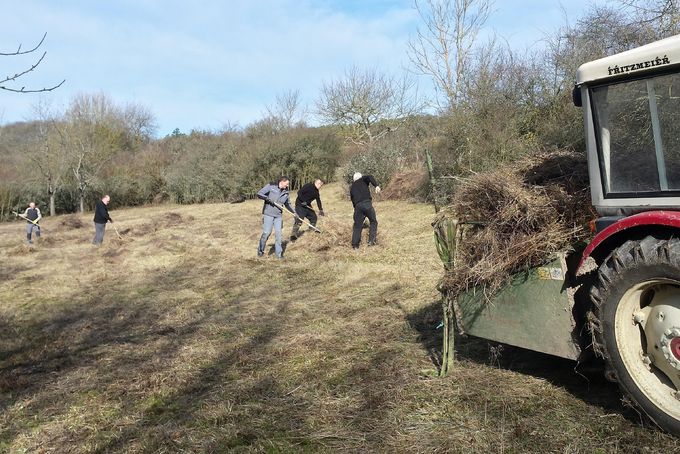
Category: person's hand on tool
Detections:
[{"x1": 319, "y1": 210, "x2": 325, "y2": 217}]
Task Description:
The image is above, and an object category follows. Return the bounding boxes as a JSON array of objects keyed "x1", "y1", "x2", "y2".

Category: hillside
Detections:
[{"x1": 1, "y1": 184, "x2": 679, "y2": 452}]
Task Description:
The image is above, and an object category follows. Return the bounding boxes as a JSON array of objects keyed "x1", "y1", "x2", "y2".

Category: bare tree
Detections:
[
  {"x1": 316, "y1": 67, "x2": 421, "y2": 145},
  {"x1": 619, "y1": 0, "x2": 680, "y2": 38},
  {"x1": 265, "y1": 89, "x2": 307, "y2": 132},
  {"x1": 28, "y1": 99, "x2": 69, "y2": 216},
  {"x1": 0, "y1": 33, "x2": 65, "y2": 93},
  {"x1": 121, "y1": 102, "x2": 157, "y2": 147},
  {"x1": 63, "y1": 93, "x2": 127, "y2": 213},
  {"x1": 543, "y1": 0, "x2": 674, "y2": 101},
  {"x1": 408, "y1": 0, "x2": 493, "y2": 110}
]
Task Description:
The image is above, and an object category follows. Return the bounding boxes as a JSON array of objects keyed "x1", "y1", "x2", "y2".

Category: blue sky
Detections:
[{"x1": 1, "y1": 0, "x2": 595, "y2": 137}]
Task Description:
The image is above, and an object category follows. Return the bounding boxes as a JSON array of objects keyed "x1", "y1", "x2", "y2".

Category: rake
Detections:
[
  {"x1": 12, "y1": 211, "x2": 42, "y2": 227},
  {"x1": 111, "y1": 222, "x2": 123, "y2": 239},
  {"x1": 272, "y1": 202, "x2": 322, "y2": 233}
]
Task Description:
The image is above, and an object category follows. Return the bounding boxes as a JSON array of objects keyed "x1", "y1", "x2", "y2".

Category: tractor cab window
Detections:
[{"x1": 590, "y1": 72, "x2": 680, "y2": 196}]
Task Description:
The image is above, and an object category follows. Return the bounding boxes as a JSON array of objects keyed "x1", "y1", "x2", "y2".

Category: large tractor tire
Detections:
[{"x1": 591, "y1": 236, "x2": 680, "y2": 435}]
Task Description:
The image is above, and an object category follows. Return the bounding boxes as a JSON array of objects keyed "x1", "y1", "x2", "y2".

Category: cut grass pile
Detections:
[{"x1": 0, "y1": 183, "x2": 678, "y2": 452}]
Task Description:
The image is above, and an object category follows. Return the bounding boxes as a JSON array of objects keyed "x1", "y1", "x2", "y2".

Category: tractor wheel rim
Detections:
[{"x1": 616, "y1": 279, "x2": 680, "y2": 420}]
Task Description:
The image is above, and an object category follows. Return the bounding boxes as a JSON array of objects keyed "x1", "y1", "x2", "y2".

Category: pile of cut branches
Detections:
[{"x1": 435, "y1": 150, "x2": 593, "y2": 299}]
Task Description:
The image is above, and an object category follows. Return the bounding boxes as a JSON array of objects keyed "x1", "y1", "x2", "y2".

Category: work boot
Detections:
[{"x1": 291, "y1": 224, "x2": 300, "y2": 241}]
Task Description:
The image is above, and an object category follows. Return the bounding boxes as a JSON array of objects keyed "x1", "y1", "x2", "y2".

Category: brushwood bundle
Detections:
[{"x1": 435, "y1": 150, "x2": 593, "y2": 298}]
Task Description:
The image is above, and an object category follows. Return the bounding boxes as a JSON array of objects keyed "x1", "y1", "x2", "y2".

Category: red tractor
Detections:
[{"x1": 454, "y1": 35, "x2": 680, "y2": 435}]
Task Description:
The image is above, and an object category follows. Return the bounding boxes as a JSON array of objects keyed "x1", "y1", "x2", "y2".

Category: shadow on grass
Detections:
[
  {"x1": 0, "y1": 255, "x2": 321, "y2": 452},
  {"x1": 89, "y1": 298, "x2": 311, "y2": 453},
  {"x1": 0, "y1": 263, "x2": 29, "y2": 282},
  {"x1": 405, "y1": 300, "x2": 645, "y2": 424}
]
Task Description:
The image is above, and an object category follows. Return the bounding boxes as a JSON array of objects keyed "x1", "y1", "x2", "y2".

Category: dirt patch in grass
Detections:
[
  {"x1": 160, "y1": 212, "x2": 194, "y2": 227},
  {"x1": 36, "y1": 236, "x2": 58, "y2": 246},
  {"x1": 59, "y1": 214, "x2": 85, "y2": 229},
  {"x1": 101, "y1": 246, "x2": 127, "y2": 259}
]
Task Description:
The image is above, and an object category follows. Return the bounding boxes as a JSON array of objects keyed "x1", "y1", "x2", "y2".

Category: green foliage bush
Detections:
[{"x1": 239, "y1": 130, "x2": 341, "y2": 194}]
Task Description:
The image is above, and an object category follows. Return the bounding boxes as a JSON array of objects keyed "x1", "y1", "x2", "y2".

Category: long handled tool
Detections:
[
  {"x1": 111, "y1": 222, "x2": 123, "y2": 239},
  {"x1": 12, "y1": 211, "x2": 41, "y2": 227},
  {"x1": 273, "y1": 202, "x2": 322, "y2": 233}
]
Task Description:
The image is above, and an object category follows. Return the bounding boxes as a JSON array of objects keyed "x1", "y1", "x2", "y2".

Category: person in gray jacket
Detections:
[{"x1": 256, "y1": 177, "x2": 298, "y2": 258}]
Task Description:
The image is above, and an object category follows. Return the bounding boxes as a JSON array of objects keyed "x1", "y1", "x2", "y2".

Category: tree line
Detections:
[{"x1": 1, "y1": 0, "x2": 678, "y2": 219}]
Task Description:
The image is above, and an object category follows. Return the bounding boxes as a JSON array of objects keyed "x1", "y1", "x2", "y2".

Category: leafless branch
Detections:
[
  {"x1": 0, "y1": 32, "x2": 47, "y2": 56},
  {"x1": 0, "y1": 33, "x2": 65, "y2": 93}
]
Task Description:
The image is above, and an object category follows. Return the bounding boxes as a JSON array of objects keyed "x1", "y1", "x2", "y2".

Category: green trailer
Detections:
[{"x1": 455, "y1": 254, "x2": 581, "y2": 361}]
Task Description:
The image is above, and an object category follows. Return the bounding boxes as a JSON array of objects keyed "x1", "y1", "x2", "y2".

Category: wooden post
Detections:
[
  {"x1": 434, "y1": 218, "x2": 459, "y2": 376},
  {"x1": 425, "y1": 149, "x2": 439, "y2": 213}
]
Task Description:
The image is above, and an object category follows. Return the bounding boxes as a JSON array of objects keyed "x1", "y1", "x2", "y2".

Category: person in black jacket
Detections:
[
  {"x1": 350, "y1": 172, "x2": 381, "y2": 249},
  {"x1": 291, "y1": 179, "x2": 324, "y2": 241},
  {"x1": 92, "y1": 195, "x2": 113, "y2": 246}
]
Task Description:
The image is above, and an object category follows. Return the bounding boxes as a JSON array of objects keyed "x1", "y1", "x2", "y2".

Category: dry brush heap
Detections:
[{"x1": 435, "y1": 150, "x2": 594, "y2": 299}]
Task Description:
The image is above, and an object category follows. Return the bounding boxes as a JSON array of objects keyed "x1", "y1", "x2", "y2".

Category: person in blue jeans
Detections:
[
  {"x1": 256, "y1": 177, "x2": 298, "y2": 258},
  {"x1": 20, "y1": 202, "x2": 42, "y2": 244}
]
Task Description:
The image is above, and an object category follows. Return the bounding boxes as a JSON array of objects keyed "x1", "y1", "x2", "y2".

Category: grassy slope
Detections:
[{"x1": 1, "y1": 184, "x2": 679, "y2": 453}]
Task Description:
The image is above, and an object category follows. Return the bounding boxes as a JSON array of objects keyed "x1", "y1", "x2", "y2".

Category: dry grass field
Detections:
[{"x1": 1, "y1": 184, "x2": 679, "y2": 453}]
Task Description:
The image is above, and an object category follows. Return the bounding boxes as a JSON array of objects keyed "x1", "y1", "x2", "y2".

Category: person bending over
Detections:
[
  {"x1": 349, "y1": 172, "x2": 380, "y2": 249},
  {"x1": 291, "y1": 178, "x2": 324, "y2": 241}
]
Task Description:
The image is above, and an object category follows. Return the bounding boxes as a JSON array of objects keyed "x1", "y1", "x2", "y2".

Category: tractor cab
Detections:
[{"x1": 575, "y1": 35, "x2": 680, "y2": 224}]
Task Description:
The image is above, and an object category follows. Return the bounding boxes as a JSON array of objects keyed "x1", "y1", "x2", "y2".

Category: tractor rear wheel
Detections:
[{"x1": 591, "y1": 236, "x2": 680, "y2": 435}]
